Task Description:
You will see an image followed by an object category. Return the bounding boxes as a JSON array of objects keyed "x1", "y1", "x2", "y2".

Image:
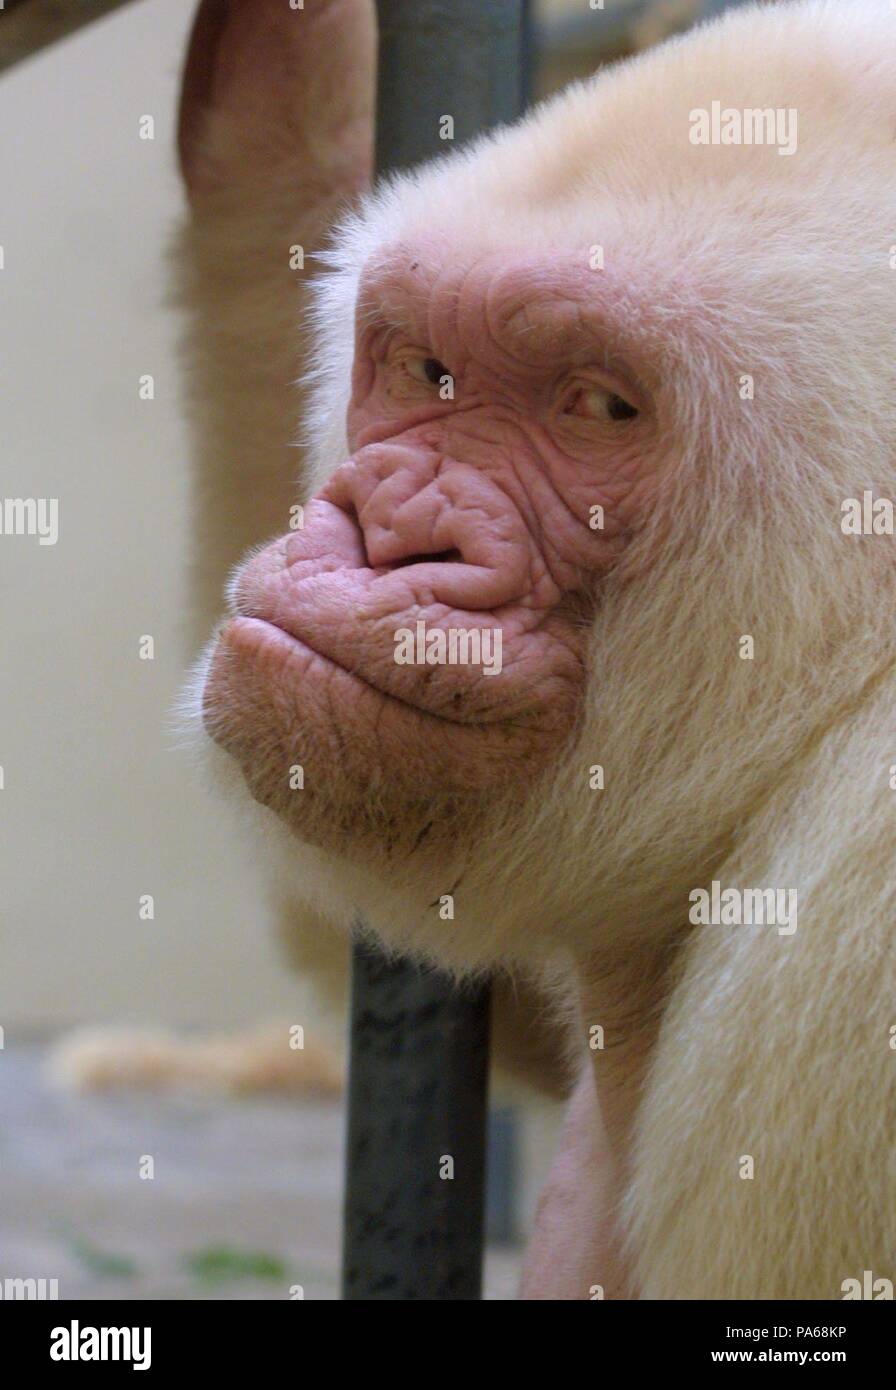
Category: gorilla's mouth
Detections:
[
  {"x1": 217, "y1": 494, "x2": 592, "y2": 735},
  {"x1": 202, "y1": 487, "x2": 592, "y2": 808},
  {"x1": 204, "y1": 605, "x2": 585, "y2": 804},
  {"x1": 228, "y1": 612, "x2": 495, "y2": 729}
]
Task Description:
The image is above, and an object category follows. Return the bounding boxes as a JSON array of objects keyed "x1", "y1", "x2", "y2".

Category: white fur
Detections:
[{"x1": 179, "y1": 1, "x2": 896, "y2": 1296}]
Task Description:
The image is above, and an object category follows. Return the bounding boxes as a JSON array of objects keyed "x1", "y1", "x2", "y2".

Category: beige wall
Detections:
[{"x1": 0, "y1": 0, "x2": 305, "y2": 1032}]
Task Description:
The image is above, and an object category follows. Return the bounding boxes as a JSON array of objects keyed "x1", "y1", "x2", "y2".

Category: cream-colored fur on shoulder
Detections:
[{"x1": 630, "y1": 674, "x2": 896, "y2": 1298}]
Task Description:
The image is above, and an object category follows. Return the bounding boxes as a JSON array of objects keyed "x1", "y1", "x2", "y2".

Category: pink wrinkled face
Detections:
[{"x1": 203, "y1": 249, "x2": 662, "y2": 859}]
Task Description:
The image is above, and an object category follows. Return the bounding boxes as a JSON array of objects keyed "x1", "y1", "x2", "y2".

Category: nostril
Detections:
[{"x1": 390, "y1": 548, "x2": 464, "y2": 569}]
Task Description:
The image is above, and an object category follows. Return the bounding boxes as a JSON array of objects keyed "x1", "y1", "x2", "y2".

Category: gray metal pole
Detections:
[
  {"x1": 341, "y1": 0, "x2": 530, "y2": 1302},
  {"x1": 342, "y1": 940, "x2": 491, "y2": 1299}
]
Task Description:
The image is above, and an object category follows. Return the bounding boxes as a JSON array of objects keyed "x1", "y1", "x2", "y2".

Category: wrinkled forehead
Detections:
[
  {"x1": 359, "y1": 245, "x2": 611, "y2": 346},
  {"x1": 353, "y1": 223, "x2": 708, "y2": 394}
]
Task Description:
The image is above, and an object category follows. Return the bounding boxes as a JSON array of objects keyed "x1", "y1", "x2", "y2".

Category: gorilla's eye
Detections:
[
  {"x1": 404, "y1": 353, "x2": 450, "y2": 387},
  {"x1": 563, "y1": 382, "x2": 639, "y2": 424}
]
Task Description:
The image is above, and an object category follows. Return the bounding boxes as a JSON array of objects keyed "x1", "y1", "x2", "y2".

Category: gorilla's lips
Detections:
[
  {"x1": 218, "y1": 497, "x2": 586, "y2": 726},
  {"x1": 201, "y1": 496, "x2": 587, "y2": 803}
]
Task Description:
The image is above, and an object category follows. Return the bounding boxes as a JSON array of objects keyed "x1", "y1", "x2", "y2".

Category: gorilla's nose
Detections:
[
  {"x1": 322, "y1": 443, "x2": 476, "y2": 571},
  {"x1": 320, "y1": 442, "x2": 544, "y2": 611},
  {"x1": 388, "y1": 546, "x2": 464, "y2": 570}
]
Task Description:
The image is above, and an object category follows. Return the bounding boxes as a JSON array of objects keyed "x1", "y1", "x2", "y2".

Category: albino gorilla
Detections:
[{"x1": 178, "y1": 0, "x2": 896, "y2": 1299}]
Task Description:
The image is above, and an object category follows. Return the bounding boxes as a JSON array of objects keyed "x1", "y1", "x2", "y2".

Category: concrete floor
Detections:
[{"x1": 0, "y1": 1046, "x2": 523, "y2": 1300}]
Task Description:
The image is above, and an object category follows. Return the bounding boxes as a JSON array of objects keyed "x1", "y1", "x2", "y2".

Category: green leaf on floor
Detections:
[
  {"x1": 183, "y1": 1245, "x2": 287, "y2": 1285},
  {"x1": 65, "y1": 1234, "x2": 138, "y2": 1278}
]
